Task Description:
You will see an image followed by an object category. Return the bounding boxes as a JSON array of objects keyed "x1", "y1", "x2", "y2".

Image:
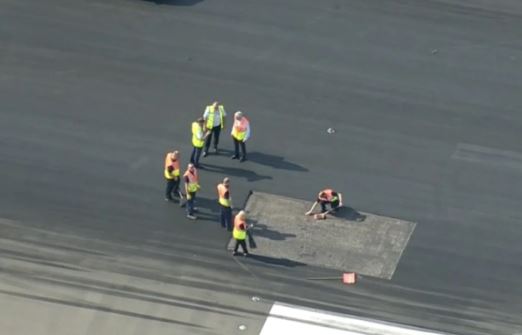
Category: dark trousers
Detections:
[
  {"x1": 320, "y1": 200, "x2": 340, "y2": 213},
  {"x1": 190, "y1": 146, "x2": 203, "y2": 166},
  {"x1": 204, "y1": 126, "x2": 221, "y2": 152},
  {"x1": 165, "y1": 178, "x2": 180, "y2": 199},
  {"x1": 233, "y1": 239, "x2": 248, "y2": 254},
  {"x1": 233, "y1": 138, "x2": 247, "y2": 159},
  {"x1": 220, "y1": 205, "x2": 232, "y2": 231},
  {"x1": 186, "y1": 192, "x2": 196, "y2": 215}
]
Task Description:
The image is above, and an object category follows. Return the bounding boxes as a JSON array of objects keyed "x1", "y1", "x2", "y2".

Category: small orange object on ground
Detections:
[{"x1": 342, "y1": 272, "x2": 357, "y2": 285}]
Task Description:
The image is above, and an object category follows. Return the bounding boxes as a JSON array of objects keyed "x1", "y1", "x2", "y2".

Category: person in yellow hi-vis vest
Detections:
[
  {"x1": 230, "y1": 111, "x2": 251, "y2": 162},
  {"x1": 164, "y1": 150, "x2": 182, "y2": 202},
  {"x1": 232, "y1": 210, "x2": 249, "y2": 256},
  {"x1": 183, "y1": 163, "x2": 200, "y2": 220},
  {"x1": 203, "y1": 101, "x2": 226, "y2": 157},
  {"x1": 217, "y1": 177, "x2": 232, "y2": 231},
  {"x1": 190, "y1": 117, "x2": 208, "y2": 168}
]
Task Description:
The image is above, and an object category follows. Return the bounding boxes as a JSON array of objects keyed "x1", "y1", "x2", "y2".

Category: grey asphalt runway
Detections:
[{"x1": 1, "y1": 0, "x2": 522, "y2": 334}]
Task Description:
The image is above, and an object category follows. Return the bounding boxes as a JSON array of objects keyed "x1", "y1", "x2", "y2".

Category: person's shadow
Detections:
[
  {"x1": 250, "y1": 222, "x2": 296, "y2": 241},
  {"x1": 246, "y1": 254, "x2": 305, "y2": 268},
  {"x1": 201, "y1": 163, "x2": 272, "y2": 182},
  {"x1": 334, "y1": 206, "x2": 366, "y2": 222},
  {"x1": 191, "y1": 196, "x2": 220, "y2": 222},
  {"x1": 248, "y1": 152, "x2": 308, "y2": 172}
]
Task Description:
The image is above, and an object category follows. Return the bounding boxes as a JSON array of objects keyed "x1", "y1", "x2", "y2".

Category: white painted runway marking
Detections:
[
  {"x1": 260, "y1": 302, "x2": 450, "y2": 335},
  {"x1": 452, "y1": 143, "x2": 522, "y2": 170}
]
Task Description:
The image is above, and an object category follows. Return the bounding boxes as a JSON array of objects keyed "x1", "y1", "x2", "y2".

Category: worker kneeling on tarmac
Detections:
[{"x1": 305, "y1": 189, "x2": 343, "y2": 220}]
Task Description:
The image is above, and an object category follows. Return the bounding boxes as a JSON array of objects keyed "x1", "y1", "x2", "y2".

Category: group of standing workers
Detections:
[
  {"x1": 164, "y1": 101, "x2": 345, "y2": 257},
  {"x1": 164, "y1": 101, "x2": 251, "y2": 255},
  {"x1": 189, "y1": 101, "x2": 250, "y2": 168}
]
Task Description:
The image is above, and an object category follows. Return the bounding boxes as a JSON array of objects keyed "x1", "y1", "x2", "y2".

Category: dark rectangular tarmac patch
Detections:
[{"x1": 229, "y1": 192, "x2": 416, "y2": 280}]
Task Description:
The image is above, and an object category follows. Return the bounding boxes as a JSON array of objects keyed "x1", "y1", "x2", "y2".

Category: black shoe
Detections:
[
  {"x1": 202, "y1": 151, "x2": 208, "y2": 157},
  {"x1": 239, "y1": 157, "x2": 247, "y2": 162},
  {"x1": 231, "y1": 155, "x2": 239, "y2": 160},
  {"x1": 243, "y1": 252, "x2": 250, "y2": 257},
  {"x1": 232, "y1": 251, "x2": 239, "y2": 256},
  {"x1": 213, "y1": 147, "x2": 219, "y2": 154},
  {"x1": 165, "y1": 197, "x2": 173, "y2": 202}
]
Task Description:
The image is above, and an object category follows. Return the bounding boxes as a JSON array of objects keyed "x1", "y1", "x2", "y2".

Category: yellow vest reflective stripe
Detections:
[
  {"x1": 206, "y1": 105, "x2": 225, "y2": 129},
  {"x1": 192, "y1": 122, "x2": 205, "y2": 148},
  {"x1": 217, "y1": 184, "x2": 230, "y2": 207}
]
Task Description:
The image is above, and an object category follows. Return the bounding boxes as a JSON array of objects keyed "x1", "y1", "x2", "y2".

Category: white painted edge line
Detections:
[{"x1": 260, "y1": 302, "x2": 451, "y2": 335}]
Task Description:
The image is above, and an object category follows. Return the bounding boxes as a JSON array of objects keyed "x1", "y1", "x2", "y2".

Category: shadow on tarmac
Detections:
[
  {"x1": 251, "y1": 223, "x2": 297, "y2": 241},
  {"x1": 335, "y1": 206, "x2": 366, "y2": 222},
  {"x1": 248, "y1": 151, "x2": 308, "y2": 172},
  {"x1": 200, "y1": 163, "x2": 272, "y2": 182},
  {"x1": 246, "y1": 254, "x2": 306, "y2": 268}
]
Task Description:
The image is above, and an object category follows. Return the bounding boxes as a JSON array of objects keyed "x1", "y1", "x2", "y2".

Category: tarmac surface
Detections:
[
  {"x1": 1, "y1": 0, "x2": 522, "y2": 334},
  {"x1": 230, "y1": 191, "x2": 416, "y2": 279}
]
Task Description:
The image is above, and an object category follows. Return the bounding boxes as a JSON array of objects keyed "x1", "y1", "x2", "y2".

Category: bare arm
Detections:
[{"x1": 305, "y1": 201, "x2": 319, "y2": 215}]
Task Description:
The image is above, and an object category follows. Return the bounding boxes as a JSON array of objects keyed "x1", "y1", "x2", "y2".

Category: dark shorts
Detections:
[{"x1": 318, "y1": 199, "x2": 340, "y2": 211}]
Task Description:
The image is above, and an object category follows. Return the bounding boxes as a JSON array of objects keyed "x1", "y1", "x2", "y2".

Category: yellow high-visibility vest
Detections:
[
  {"x1": 231, "y1": 117, "x2": 249, "y2": 141},
  {"x1": 217, "y1": 183, "x2": 231, "y2": 207},
  {"x1": 233, "y1": 217, "x2": 247, "y2": 240},
  {"x1": 192, "y1": 122, "x2": 205, "y2": 148},
  {"x1": 206, "y1": 105, "x2": 225, "y2": 129},
  {"x1": 233, "y1": 225, "x2": 246, "y2": 240},
  {"x1": 164, "y1": 168, "x2": 179, "y2": 179},
  {"x1": 184, "y1": 170, "x2": 200, "y2": 193},
  {"x1": 164, "y1": 153, "x2": 180, "y2": 179}
]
